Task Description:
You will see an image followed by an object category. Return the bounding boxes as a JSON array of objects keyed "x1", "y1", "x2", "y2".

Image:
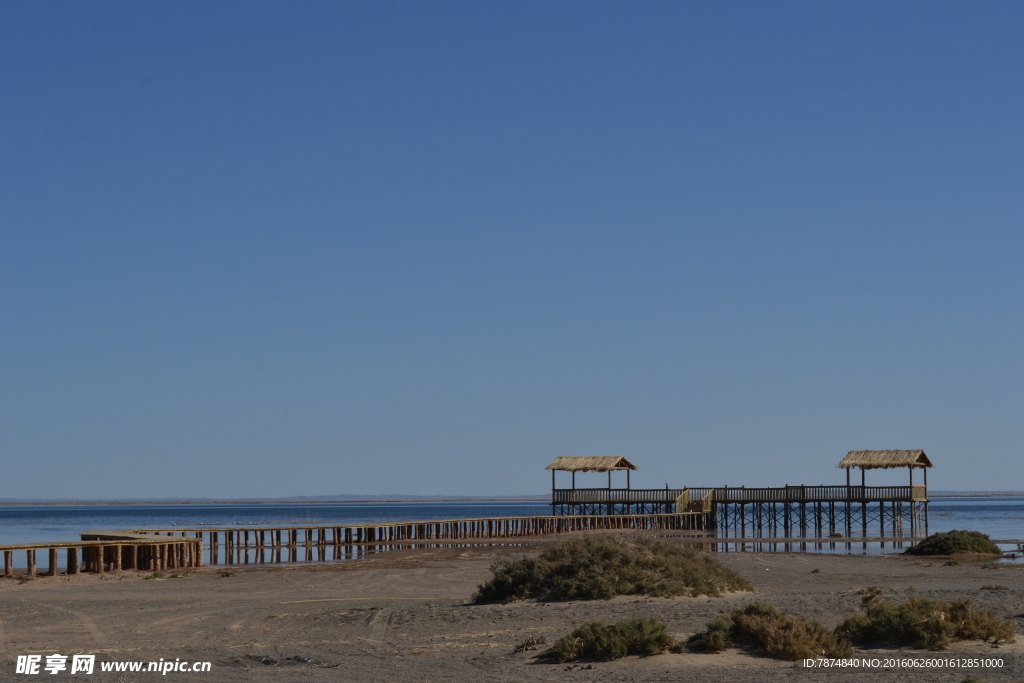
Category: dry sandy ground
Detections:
[{"x1": 1, "y1": 536, "x2": 1022, "y2": 682}]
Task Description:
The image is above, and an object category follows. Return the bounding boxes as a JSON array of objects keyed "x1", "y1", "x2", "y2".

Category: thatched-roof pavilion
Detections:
[
  {"x1": 838, "y1": 450, "x2": 932, "y2": 487},
  {"x1": 546, "y1": 456, "x2": 637, "y2": 489}
]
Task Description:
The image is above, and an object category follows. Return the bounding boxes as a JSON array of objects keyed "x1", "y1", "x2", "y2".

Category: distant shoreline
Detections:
[
  {"x1": 0, "y1": 492, "x2": 1021, "y2": 506},
  {"x1": 0, "y1": 497, "x2": 552, "y2": 507}
]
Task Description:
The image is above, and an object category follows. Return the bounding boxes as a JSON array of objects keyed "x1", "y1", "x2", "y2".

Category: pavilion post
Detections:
[
  {"x1": 627, "y1": 470, "x2": 631, "y2": 489},
  {"x1": 572, "y1": 471, "x2": 575, "y2": 489},
  {"x1": 861, "y1": 468, "x2": 865, "y2": 487},
  {"x1": 608, "y1": 471, "x2": 611, "y2": 489},
  {"x1": 846, "y1": 468, "x2": 850, "y2": 487}
]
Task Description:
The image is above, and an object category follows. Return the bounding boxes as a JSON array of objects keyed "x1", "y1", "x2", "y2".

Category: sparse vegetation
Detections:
[
  {"x1": 2, "y1": 573, "x2": 35, "y2": 584},
  {"x1": 143, "y1": 571, "x2": 165, "y2": 580},
  {"x1": 981, "y1": 562, "x2": 1001, "y2": 570},
  {"x1": 829, "y1": 532, "x2": 842, "y2": 538},
  {"x1": 836, "y1": 597, "x2": 1015, "y2": 648},
  {"x1": 811, "y1": 568, "x2": 821, "y2": 574},
  {"x1": 945, "y1": 560, "x2": 961, "y2": 567},
  {"x1": 688, "y1": 593, "x2": 1016, "y2": 659},
  {"x1": 513, "y1": 634, "x2": 546, "y2": 653},
  {"x1": 905, "y1": 531, "x2": 1001, "y2": 556},
  {"x1": 686, "y1": 603, "x2": 852, "y2": 660},
  {"x1": 546, "y1": 618, "x2": 680, "y2": 662},
  {"x1": 472, "y1": 535, "x2": 751, "y2": 603},
  {"x1": 217, "y1": 570, "x2": 235, "y2": 578},
  {"x1": 981, "y1": 585, "x2": 1008, "y2": 591}
]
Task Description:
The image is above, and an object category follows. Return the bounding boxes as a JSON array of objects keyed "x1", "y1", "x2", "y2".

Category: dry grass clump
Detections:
[
  {"x1": 546, "y1": 618, "x2": 681, "y2": 662},
  {"x1": 687, "y1": 603, "x2": 852, "y2": 660},
  {"x1": 906, "y1": 530, "x2": 1001, "y2": 556},
  {"x1": 513, "y1": 634, "x2": 546, "y2": 653},
  {"x1": 835, "y1": 595, "x2": 1015, "y2": 649},
  {"x1": 472, "y1": 535, "x2": 751, "y2": 603}
]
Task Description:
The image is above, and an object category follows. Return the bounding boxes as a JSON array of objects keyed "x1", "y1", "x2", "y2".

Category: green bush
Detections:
[
  {"x1": 546, "y1": 618, "x2": 679, "y2": 662},
  {"x1": 687, "y1": 603, "x2": 852, "y2": 660},
  {"x1": 472, "y1": 535, "x2": 751, "y2": 603},
  {"x1": 905, "y1": 531, "x2": 1001, "y2": 556},
  {"x1": 835, "y1": 597, "x2": 1015, "y2": 649}
]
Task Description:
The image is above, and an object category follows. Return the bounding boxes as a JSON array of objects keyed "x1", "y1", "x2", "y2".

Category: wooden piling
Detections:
[
  {"x1": 27, "y1": 549, "x2": 36, "y2": 576},
  {"x1": 67, "y1": 547, "x2": 79, "y2": 574},
  {"x1": 48, "y1": 548, "x2": 58, "y2": 576}
]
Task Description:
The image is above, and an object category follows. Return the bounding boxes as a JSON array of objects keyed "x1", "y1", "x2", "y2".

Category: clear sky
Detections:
[{"x1": 2, "y1": 2, "x2": 1023, "y2": 499}]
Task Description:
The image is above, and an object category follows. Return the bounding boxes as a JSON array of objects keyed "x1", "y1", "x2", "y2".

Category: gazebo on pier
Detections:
[
  {"x1": 838, "y1": 449, "x2": 933, "y2": 488},
  {"x1": 833, "y1": 449, "x2": 931, "y2": 537},
  {"x1": 546, "y1": 456, "x2": 688, "y2": 515}
]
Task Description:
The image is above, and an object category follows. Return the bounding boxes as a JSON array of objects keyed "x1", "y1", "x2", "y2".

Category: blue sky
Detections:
[{"x1": 2, "y1": 2, "x2": 1022, "y2": 498}]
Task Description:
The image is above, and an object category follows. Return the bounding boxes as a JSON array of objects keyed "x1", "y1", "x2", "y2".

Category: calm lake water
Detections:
[{"x1": 0, "y1": 497, "x2": 1020, "y2": 567}]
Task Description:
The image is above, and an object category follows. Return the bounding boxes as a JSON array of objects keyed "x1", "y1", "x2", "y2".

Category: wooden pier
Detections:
[
  {"x1": 123, "y1": 511, "x2": 710, "y2": 566},
  {"x1": 1, "y1": 536, "x2": 203, "y2": 577},
  {"x1": 548, "y1": 451, "x2": 933, "y2": 540}
]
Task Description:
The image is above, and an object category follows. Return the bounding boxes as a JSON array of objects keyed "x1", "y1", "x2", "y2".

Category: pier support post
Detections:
[
  {"x1": 27, "y1": 549, "x2": 36, "y2": 576},
  {"x1": 4, "y1": 550, "x2": 11, "y2": 576},
  {"x1": 49, "y1": 548, "x2": 58, "y2": 576},
  {"x1": 68, "y1": 547, "x2": 79, "y2": 574}
]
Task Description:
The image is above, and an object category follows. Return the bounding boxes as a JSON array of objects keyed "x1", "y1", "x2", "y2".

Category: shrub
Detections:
[
  {"x1": 472, "y1": 535, "x2": 751, "y2": 603},
  {"x1": 513, "y1": 634, "x2": 546, "y2": 653},
  {"x1": 905, "y1": 531, "x2": 1001, "y2": 556},
  {"x1": 687, "y1": 603, "x2": 852, "y2": 660},
  {"x1": 217, "y1": 570, "x2": 235, "y2": 578},
  {"x1": 945, "y1": 560, "x2": 961, "y2": 567},
  {"x1": 980, "y1": 585, "x2": 1008, "y2": 591},
  {"x1": 546, "y1": 618, "x2": 679, "y2": 662},
  {"x1": 858, "y1": 586, "x2": 885, "y2": 606},
  {"x1": 836, "y1": 597, "x2": 1015, "y2": 649}
]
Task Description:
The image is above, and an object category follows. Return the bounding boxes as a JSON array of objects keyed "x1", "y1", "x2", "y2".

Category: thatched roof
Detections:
[
  {"x1": 838, "y1": 450, "x2": 933, "y2": 470},
  {"x1": 545, "y1": 456, "x2": 638, "y2": 472}
]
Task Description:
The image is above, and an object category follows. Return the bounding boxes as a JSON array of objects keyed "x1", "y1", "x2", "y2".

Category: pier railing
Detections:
[
  {"x1": 551, "y1": 488, "x2": 687, "y2": 505},
  {"x1": 696, "y1": 485, "x2": 928, "y2": 503},
  {"x1": 557, "y1": 485, "x2": 928, "y2": 506}
]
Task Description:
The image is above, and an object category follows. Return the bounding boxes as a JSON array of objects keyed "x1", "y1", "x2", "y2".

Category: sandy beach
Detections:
[{"x1": 1, "y1": 536, "x2": 1021, "y2": 682}]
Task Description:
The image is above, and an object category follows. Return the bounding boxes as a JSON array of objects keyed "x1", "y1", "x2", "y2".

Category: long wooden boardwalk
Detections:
[
  {"x1": 124, "y1": 511, "x2": 710, "y2": 566},
  {"x1": 0, "y1": 512, "x2": 708, "y2": 575}
]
